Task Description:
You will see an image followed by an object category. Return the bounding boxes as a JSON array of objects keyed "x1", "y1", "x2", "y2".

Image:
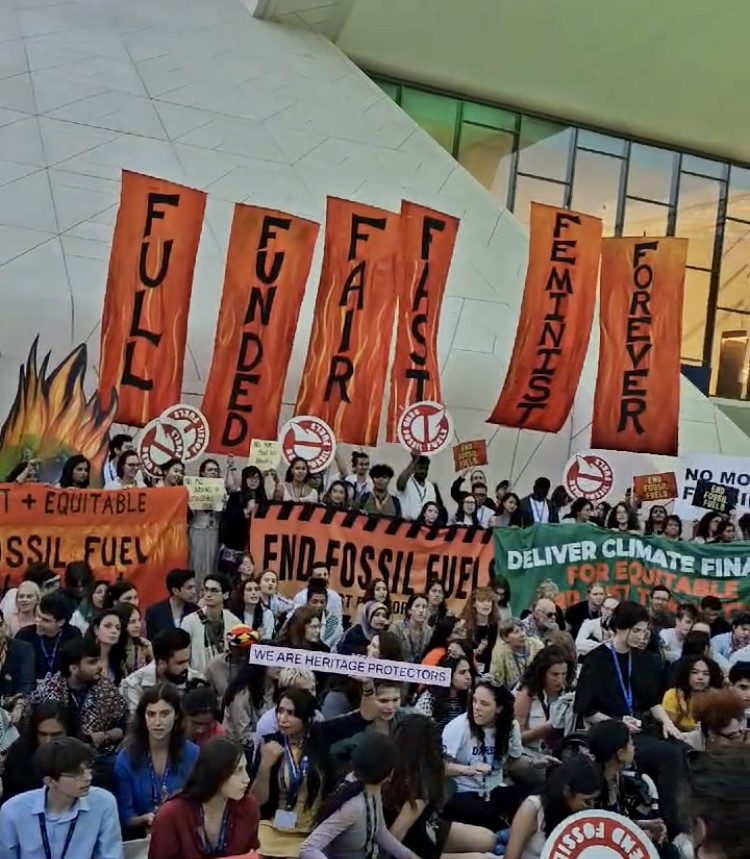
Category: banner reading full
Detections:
[
  {"x1": 487, "y1": 204, "x2": 602, "y2": 431},
  {"x1": 386, "y1": 202, "x2": 459, "y2": 441},
  {"x1": 294, "y1": 197, "x2": 399, "y2": 446},
  {"x1": 98, "y1": 171, "x2": 206, "y2": 427},
  {"x1": 201, "y1": 206, "x2": 319, "y2": 454},
  {"x1": 591, "y1": 237, "x2": 687, "y2": 455}
]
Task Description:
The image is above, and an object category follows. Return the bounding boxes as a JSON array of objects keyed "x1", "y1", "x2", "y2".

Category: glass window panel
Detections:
[
  {"x1": 457, "y1": 123, "x2": 514, "y2": 208},
  {"x1": 675, "y1": 174, "x2": 720, "y2": 269},
  {"x1": 577, "y1": 129, "x2": 625, "y2": 157},
  {"x1": 711, "y1": 308, "x2": 750, "y2": 399},
  {"x1": 622, "y1": 198, "x2": 669, "y2": 237},
  {"x1": 462, "y1": 102, "x2": 517, "y2": 132},
  {"x1": 517, "y1": 116, "x2": 572, "y2": 181},
  {"x1": 681, "y1": 269, "x2": 710, "y2": 364},
  {"x1": 727, "y1": 166, "x2": 750, "y2": 222},
  {"x1": 719, "y1": 220, "x2": 750, "y2": 312},
  {"x1": 374, "y1": 78, "x2": 400, "y2": 102},
  {"x1": 512, "y1": 176, "x2": 565, "y2": 226},
  {"x1": 400, "y1": 88, "x2": 458, "y2": 153},
  {"x1": 681, "y1": 154, "x2": 726, "y2": 180},
  {"x1": 570, "y1": 150, "x2": 622, "y2": 236},
  {"x1": 627, "y1": 143, "x2": 676, "y2": 203}
]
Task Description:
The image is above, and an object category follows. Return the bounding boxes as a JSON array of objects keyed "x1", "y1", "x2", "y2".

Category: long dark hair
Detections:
[
  {"x1": 432, "y1": 654, "x2": 473, "y2": 725},
  {"x1": 425, "y1": 616, "x2": 464, "y2": 653},
  {"x1": 675, "y1": 655, "x2": 724, "y2": 701},
  {"x1": 424, "y1": 578, "x2": 447, "y2": 624},
  {"x1": 76, "y1": 579, "x2": 108, "y2": 624},
  {"x1": 362, "y1": 578, "x2": 392, "y2": 614},
  {"x1": 696, "y1": 511, "x2": 724, "y2": 540},
  {"x1": 284, "y1": 458, "x2": 309, "y2": 483},
  {"x1": 240, "y1": 466, "x2": 267, "y2": 505},
  {"x1": 180, "y1": 737, "x2": 246, "y2": 802},
  {"x1": 383, "y1": 714, "x2": 445, "y2": 811},
  {"x1": 59, "y1": 455, "x2": 90, "y2": 489},
  {"x1": 468, "y1": 680, "x2": 516, "y2": 761},
  {"x1": 222, "y1": 663, "x2": 267, "y2": 714},
  {"x1": 85, "y1": 609, "x2": 128, "y2": 683},
  {"x1": 606, "y1": 503, "x2": 639, "y2": 531},
  {"x1": 492, "y1": 576, "x2": 512, "y2": 608},
  {"x1": 520, "y1": 645, "x2": 575, "y2": 698},
  {"x1": 126, "y1": 683, "x2": 187, "y2": 766},
  {"x1": 272, "y1": 688, "x2": 325, "y2": 810},
  {"x1": 25, "y1": 701, "x2": 72, "y2": 749},
  {"x1": 497, "y1": 492, "x2": 523, "y2": 526},
  {"x1": 542, "y1": 755, "x2": 602, "y2": 835},
  {"x1": 227, "y1": 578, "x2": 265, "y2": 630},
  {"x1": 644, "y1": 505, "x2": 668, "y2": 536}
]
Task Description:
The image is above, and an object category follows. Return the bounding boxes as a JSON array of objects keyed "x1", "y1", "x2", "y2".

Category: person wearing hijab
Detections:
[{"x1": 337, "y1": 603, "x2": 391, "y2": 656}]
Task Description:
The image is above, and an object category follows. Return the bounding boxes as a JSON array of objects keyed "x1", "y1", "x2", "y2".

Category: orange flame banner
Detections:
[
  {"x1": 487, "y1": 203, "x2": 602, "y2": 432},
  {"x1": 386, "y1": 201, "x2": 459, "y2": 442},
  {"x1": 98, "y1": 171, "x2": 207, "y2": 427},
  {"x1": 592, "y1": 237, "x2": 687, "y2": 455},
  {"x1": 202, "y1": 206, "x2": 319, "y2": 454},
  {"x1": 294, "y1": 197, "x2": 399, "y2": 446}
]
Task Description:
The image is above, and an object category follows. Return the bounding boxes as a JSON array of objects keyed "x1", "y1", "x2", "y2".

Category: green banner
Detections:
[{"x1": 494, "y1": 524, "x2": 748, "y2": 615}]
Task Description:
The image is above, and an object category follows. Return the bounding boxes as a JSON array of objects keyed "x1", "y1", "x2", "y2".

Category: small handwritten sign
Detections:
[
  {"x1": 633, "y1": 472, "x2": 678, "y2": 502},
  {"x1": 184, "y1": 476, "x2": 226, "y2": 511},
  {"x1": 452, "y1": 439, "x2": 488, "y2": 472},
  {"x1": 248, "y1": 439, "x2": 282, "y2": 472}
]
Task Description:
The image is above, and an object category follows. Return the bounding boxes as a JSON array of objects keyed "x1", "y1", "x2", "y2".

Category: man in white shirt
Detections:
[
  {"x1": 102, "y1": 433, "x2": 133, "y2": 486},
  {"x1": 712, "y1": 612, "x2": 750, "y2": 672},
  {"x1": 396, "y1": 452, "x2": 441, "y2": 521},
  {"x1": 292, "y1": 562, "x2": 343, "y2": 619},
  {"x1": 660, "y1": 604, "x2": 698, "y2": 662}
]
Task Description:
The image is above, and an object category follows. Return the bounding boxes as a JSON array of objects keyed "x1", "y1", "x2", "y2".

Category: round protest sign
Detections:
[
  {"x1": 541, "y1": 810, "x2": 659, "y2": 859},
  {"x1": 279, "y1": 416, "x2": 336, "y2": 473},
  {"x1": 137, "y1": 418, "x2": 186, "y2": 479},
  {"x1": 564, "y1": 452, "x2": 615, "y2": 502},
  {"x1": 160, "y1": 404, "x2": 209, "y2": 462},
  {"x1": 397, "y1": 401, "x2": 454, "y2": 455}
]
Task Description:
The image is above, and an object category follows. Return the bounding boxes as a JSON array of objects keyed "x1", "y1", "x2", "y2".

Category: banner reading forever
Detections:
[
  {"x1": 248, "y1": 503, "x2": 495, "y2": 616},
  {"x1": 98, "y1": 171, "x2": 207, "y2": 427},
  {"x1": 0, "y1": 486, "x2": 188, "y2": 607},
  {"x1": 487, "y1": 203, "x2": 602, "y2": 432},
  {"x1": 202, "y1": 206, "x2": 319, "y2": 454},
  {"x1": 591, "y1": 237, "x2": 687, "y2": 455},
  {"x1": 495, "y1": 523, "x2": 748, "y2": 617},
  {"x1": 294, "y1": 197, "x2": 399, "y2": 446},
  {"x1": 386, "y1": 201, "x2": 459, "y2": 442}
]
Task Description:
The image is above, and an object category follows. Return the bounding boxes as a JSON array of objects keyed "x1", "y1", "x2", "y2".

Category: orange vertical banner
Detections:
[
  {"x1": 591, "y1": 237, "x2": 687, "y2": 455},
  {"x1": 386, "y1": 201, "x2": 459, "y2": 442},
  {"x1": 201, "y1": 205, "x2": 320, "y2": 455},
  {"x1": 98, "y1": 171, "x2": 206, "y2": 427},
  {"x1": 294, "y1": 197, "x2": 399, "y2": 446},
  {"x1": 487, "y1": 203, "x2": 602, "y2": 431}
]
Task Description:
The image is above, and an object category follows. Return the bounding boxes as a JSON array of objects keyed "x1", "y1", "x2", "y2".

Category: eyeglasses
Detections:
[
  {"x1": 542, "y1": 611, "x2": 557, "y2": 619},
  {"x1": 718, "y1": 727, "x2": 746, "y2": 741}
]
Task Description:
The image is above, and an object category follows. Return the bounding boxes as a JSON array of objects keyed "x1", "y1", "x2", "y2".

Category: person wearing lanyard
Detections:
[
  {"x1": 0, "y1": 736, "x2": 123, "y2": 859},
  {"x1": 17, "y1": 593, "x2": 81, "y2": 682}
]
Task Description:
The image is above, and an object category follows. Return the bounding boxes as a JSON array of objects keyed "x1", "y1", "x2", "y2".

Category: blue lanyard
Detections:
[
  {"x1": 148, "y1": 755, "x2": 172, "y2": 809},
  {"x1": 199, "y1": 804, "x2": 229, "y2": 857},
  {"x1": 38, "y1": 813, "x2": 78, "y2": 859},
  {"x1": 609, "y1": 645, "x2": 633, "y2": 715},
  {"x1": 38, "y1": 633, "x2": 62, "y2": 676},
  {"x1": 279, "y1": 739, "x2": 309, "y2": 809}
]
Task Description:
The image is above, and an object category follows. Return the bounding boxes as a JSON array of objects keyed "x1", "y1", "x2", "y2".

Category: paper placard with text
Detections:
[
  {"x1": 692, "y1": 479, "x2": 739, "y2": 515},
  {"x1": 247, "y1": 439, "x2": 282, "y2": 471},
  {"x1": 184, "y1": 476, "x2": 226, "y2": 511},
  {"x1": 452, "y1": 440, "x2": 488, "y2": 472},
  {"x1": 633, "y1": 472, "x2": 678, "y2": 503}
]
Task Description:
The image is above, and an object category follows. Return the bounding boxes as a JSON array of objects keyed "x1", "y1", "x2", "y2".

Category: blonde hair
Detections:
[
  {"x1": 278, "y1": 667, "x2": 316, "y2": 691},
  {"x1": 536, "y1": 579, "x2": 560, "y2": 599}
]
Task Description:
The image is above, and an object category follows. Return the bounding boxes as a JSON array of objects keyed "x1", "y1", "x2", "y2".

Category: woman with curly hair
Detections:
[
  {"x1": 422, "y1": 616, "x2": 469, "y2": 666},
  {"x1": 644, "y1": 504, "x2": 668, "y2": 536},
  {"x1": 606, "y1": 502, "x2": 641, "y2": 533},
  {"x1": 514, "y1": 645, "x2": 575, "y2": 751},
  {"x1": 662, "y1": 654, "x2": 724, "y2": 732},
  {"x1": 460, "y1": 587, "x2": 499, "y2": 674},
  {"x1": 683, "y1": 689, "x2": 749, "y2": 751},
  {"x1": 415, "y1": 654, "x2": 474, "y2": 731}
]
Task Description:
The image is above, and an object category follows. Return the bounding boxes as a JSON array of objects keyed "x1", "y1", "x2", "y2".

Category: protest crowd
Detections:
[{"x1": 0, "y1": 441, "x2": 748, "y2": 859}]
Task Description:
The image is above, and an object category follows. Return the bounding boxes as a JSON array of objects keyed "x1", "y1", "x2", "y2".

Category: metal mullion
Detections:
[
  {"x1": 614, "y1": 140, "x2": 631, "y2": 236},
  {"x1": 702, "y1": 176, "x2": 730, "y2": 368},
  {"x1": 563, "y1": 127, "x2": 578, "y2": 209},
  {"x1": 666, "y1": 152, "x2": 682, "y2": 236}
]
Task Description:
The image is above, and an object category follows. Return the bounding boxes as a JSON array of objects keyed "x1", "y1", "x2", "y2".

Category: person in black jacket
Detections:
[
  {"x1": 519, "y1": 477, "x2": 560, "y2": 526},
  {"x1": 0, "y1": 614, "x2": 35, "y2": 710},
  {"x1": 16, "y1": 592, "x2": 80, "y2": 681},
  {"x1": 144, "y1": 568, "x2": 198, "y2": 640},
  {"x1": 565, "y1": 583, "x2": 606, "y2": 639}
]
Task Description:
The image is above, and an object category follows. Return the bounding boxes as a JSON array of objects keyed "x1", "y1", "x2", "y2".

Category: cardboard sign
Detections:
[
  {"x1": 184, "y1": 476, "x2": 226, "y2": 511},
  {"x1": 633, "y1": 471, "x2": 678, "y2": 502},
  {"x1": 675, "y1": 453, "x2": 750, "y2": 520},
  {"x1": 452, "y1": 440, "x2": 488, "y2": 472},
  {"x1": 692, "y1": 479, "x2": 739, "y2": 514},
  {"x1": 247, "y1": 439, "x2": 282, "y2": 471}
]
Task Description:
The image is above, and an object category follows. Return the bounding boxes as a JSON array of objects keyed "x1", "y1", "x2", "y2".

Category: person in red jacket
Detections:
[{"x1": 148, "y1": 736, "x2": 259, "y2": 858}]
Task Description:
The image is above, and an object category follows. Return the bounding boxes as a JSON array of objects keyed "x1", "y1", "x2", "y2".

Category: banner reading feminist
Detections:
[
  {"x1": 386, "y1": 201, "x2": 459, "y2": 441},
  {"x1": 592, "y1": 237, "x2": 687, "y2": 455},
  {"x1": 201, "y1": 206, "x2": 319, "y2": 454},
  {"x1": 98, "y1": 171, "x2": 207, "y2": 427},
  {"x1": 294, "y1": 197, "x2": 399, "y2": 446},
  {"x1": 487, "y1": 204, "x2": 602, "y2": 431},
  {"x1": 0, "y1": 485, "x2": 188, "y2": 607}
]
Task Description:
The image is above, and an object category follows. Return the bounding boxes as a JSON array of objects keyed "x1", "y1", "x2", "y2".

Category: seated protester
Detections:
[
  {"x1": 321, "y1": 676, "x2": 369, "y2": 721},
  {"x1": 16, "y1": 592, "x2": 81, "y2": 681},
  {"x1": 144, "y1": 568, "x2": 198, "y2": 640},
  {"x1": 222, "y1": 659, "x2": 272, "y2": 749},
  {"x1": 396, "y1": 452, "x2": 443, "y2": 522},
  {"x1": 660, "y1": 603, "x2": 699, "y2": 663},
  {"x1": 206, "y1": 623, "x2": 261, "y2": 701},
  {"x1": 337, "y1": 601, "x2": 390, "y2": 655},
  {"x1": 662, "y1": 655, "x2": 725, "y2": 732},
  {"x1": 292, "y1": 562, "x2": 343, "y2": 621},
  {"x1": 0, "y1": 737, "x2": 122, "y2": 859},
  {"x1": 227, "y1": 576, "x2": 275, "y2": 641},
  {"x1": 118, "y1": 602, "x2": 153, "y2": 675},
  {"x1": 183, "y1": 685, "x2": 226, "y2": 747},
  {"x1": 277, "y1": 604, "x2": 332, "y2": 679},
  {"x1": 353, "y1": 579, "x2": 392, "y2": 625},
  {"x1": 460, "y1": 587, "x2": 499, "y2": 675},
  {"x1": 666, "y1": 630, "x2": 712, "y2": 688},
  {"x1": 357, "y1": 464, "x2": 402, "y2": 518},
  {"x1": 422, "y1": 616, "x2": 469, "y2": 666},
  {"x1": 520, "y1": 597, "x2": 561, "y2": 644},
  {"x1": 681, "y1": 689, "x2": 749, "y2": 752},
  {"x1": 70, "y1": 579, "x2": 108, "y2": 634},
  {"x1": 425, "y1": 579, "x2": 449, "y2": 627},
  {"x1": 4, "y1": 579, "x2": 40, "y2": 636},
  {"x1": 290, "y1": 582, "x2": 342, "y2": 651},
  {"x1": 85, "y1": 608, "x2": 128, "y2": 685},
  {"x1": 254, "y1": 669, "x2": 318, "y2": 755},
  {"x1": 180, "y1": 573, "x2": 242, "y2": 673},
  {"x1": 0, "y1": 613, "x2": 35, "y2": 715},
  {"x1": 59, "y1": 560, "x2": 93, "y2": 611},
  {"x1": 565, "y1": 583, "x2": 606, "y2": 640},
  {"x1": 114, "y1": 682, "x2": 200, "y2": 837},
  {"x1": 258, "y1": 568, "x2": 295, "y2": 627},
  {"x1": 700, "y1": 595, "x2": 732, "y2": 637},
  {"x1": 450, "y1": 494, "x2": 486, "y2": 528},
  {"x1": 0, "y1": 563, "x2": 60, "y2": 620},
  {"x1": 391, "y1": 594, "x2": 433, "y2": 664},
  {"x1": 711, "y1": 611, "x2": 750, "y2": 672},
  {"x1": 251, "y1": 689, "x2": 328, "y2": 857},
  {"x1": 502, "y1": 755, "x2": 603, "y2": 859},
  {"x1": 103, "y1": 580, "x2": 139, "y2": 610},
  {"x1": 121, "y1": 627, "x2": 205, "y2": 714},
  {"x1": 648, "y1": 585, "x2": 676, "y2": 646},
  {"x1": 729, "y1": 662, "x2": 750, "y2": 729},
  {"x1": 514, "y1": 645, "x2": 575, "y2": 753},
  {"x1": 414, "y1": 653, "x2": 473, "y2": 731},
  {"x1": 575, "y1": 596, "x2": 619, "y2": 658},
  {"x1": 490, "y1": 618, "x2": 544, "y2": 690},
  {"x1": 147, "y1": 737, "x2": 259, "y2": 859}
]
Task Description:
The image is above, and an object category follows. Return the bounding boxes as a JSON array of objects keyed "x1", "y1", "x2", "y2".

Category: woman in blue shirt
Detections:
[{"x1": 114, "y1": 682, "x2": 199, "y2": 836}]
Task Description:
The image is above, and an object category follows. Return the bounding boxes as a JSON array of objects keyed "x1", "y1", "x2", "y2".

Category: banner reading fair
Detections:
[
  {"x1": 591, "y1": 237, "x2": 687, "y2": 455},
  {"x1": 248, "y1": 503, "x2": 495, "y2": 616},
  {"x1": 98, "y1": 171, "x2": 207, "y2": 427},
  {"x1": 487, "y1": 204, "x2": 602, "y2": 432},
  {"x1": 494, "y1": 523, "x2": 747, "y2": 616},
  {"x1": 201, "y1": 206, "x2": 319, "y2": 454},
  {"x1": 386, "y1": 202, "x2": 459, "y2": 442},
  {"x1": 294, "y1": 197, "x2": 399, "y2": 446},
  {"x1": 0, "y1": 486, "x2": 188, "y2": 607}
]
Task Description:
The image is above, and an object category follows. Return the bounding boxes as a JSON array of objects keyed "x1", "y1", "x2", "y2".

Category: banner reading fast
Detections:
[
  {"x1": 248, "y1": 503, "x2": 496, "y2": 616},
  {"x1": 294, "y1": 197, "x2": 399, "y2": 446},
  {"x1": 98, "y1": 171, "x2": 207, "y2": 427},
  {"x1": 591, "y1": 237, "x2": 687, "y2": 455},
  {"x1": 487, "y1": 203, "x2": 602, "y2": 432},
  {"x1": 386, "y1": 202, "x2": 459, "y2": 442},
  {"x1": 495, "y1": 523, "x2": 747, "y2": 616},
  {"x1": 201, "y1": 206, "x2": 319, "y2": 454},
  {"x1": 0, "y1": 486, "x2": 188, "y2": 607}
]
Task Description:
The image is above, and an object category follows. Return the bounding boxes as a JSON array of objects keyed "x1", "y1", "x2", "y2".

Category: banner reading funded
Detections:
[
  {"x1": 202, "y1": 206, "x2": 319, "y2": 455},
  {"x1": 487, "y1": 204, "x2": 602, "y2": 432},
  {"x1": 592, "y1": 237, "x2": 687, "y2": 455},
  {"x1": 98, "y1": 171, "x2": 207, "y2": 427},
  {"x1": 294, "y1": 197, "x2": 399, "y2": 446}
]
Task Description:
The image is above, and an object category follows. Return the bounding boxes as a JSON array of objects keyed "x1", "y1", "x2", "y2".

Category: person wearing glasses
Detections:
[
  {"x1": 521, "y1": 598, "x2": 560, "y2": 644},
  {"x1": 682, "y1": 689, "x2": 749, "y2": 751},
  {"x1": 0, "y1": 736, "x2": 123, "y2": 858},
  {"x1": 180, "y1": 574, "x2": 241, "y2": 673}
]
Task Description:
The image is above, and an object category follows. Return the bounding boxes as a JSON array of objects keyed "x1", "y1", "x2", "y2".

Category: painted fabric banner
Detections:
[
  {"x1": 248, "y1": 503, "x2": 496, "y2": 616},
  {"x1": 0, "y1": 486, "x2": 188, "y2": 607},
  {"x1": 98, "y1": 171, "x2": 207, "y2": 427},
  {"x1": 386, "y1": 202, "x2": 459, "y2": 442},
  {"x1": 494, "y1": 523, "x2": 746, "y2": 617},
  {"x1": 487, "y1": 203, "x2": 602, "y2": 432},
  {"x1": 202, "y1": 206, "x2": 320, "y2": 454},
  {"x1": 592, "y1": 237, "x2": 687, "y2": 455},
  {"x1": 294, "y1": 197, "x2": 399, "y2": 446}
]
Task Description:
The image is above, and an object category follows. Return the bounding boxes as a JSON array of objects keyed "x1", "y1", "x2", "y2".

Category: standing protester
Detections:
[
  {"x1": 102, "y1": 433, "x2": 134, "y2": 485},
  {"x1": 357, "y1": 464, "x2": 402, "y2": 518},
  {"x1": 396, "y1": 452, "x2": 442, "y2": 521},
  {"x1": 519, "y1": 478, "x2": 559, "y2": 526}
]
